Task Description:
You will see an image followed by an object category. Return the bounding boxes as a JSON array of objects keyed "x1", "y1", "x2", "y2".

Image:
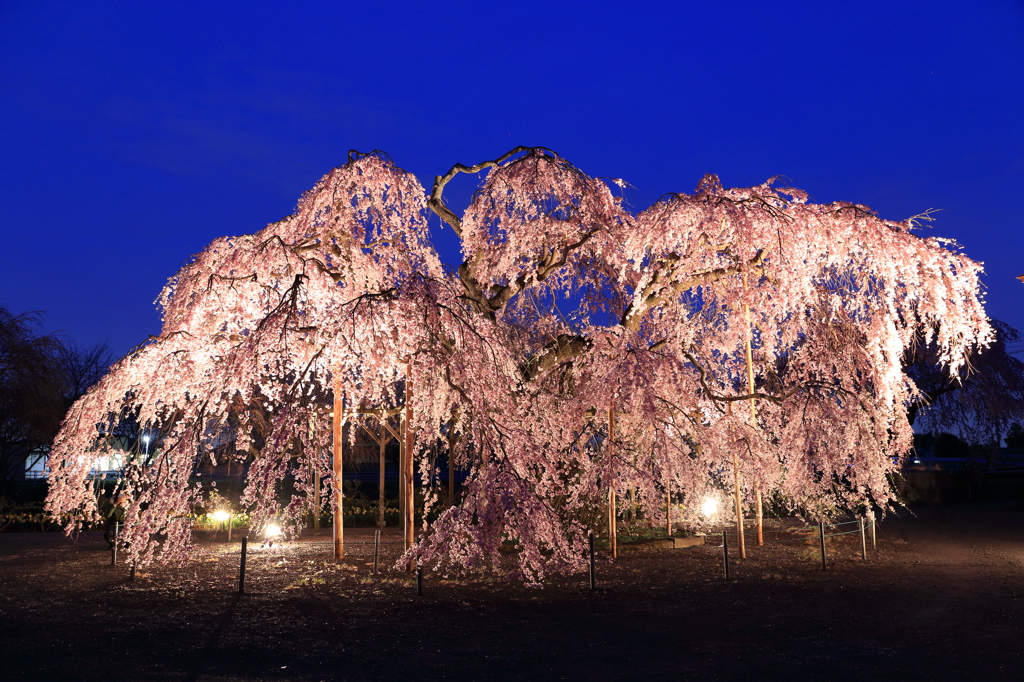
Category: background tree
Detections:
[
  {"x1": 0, "y1": 306, "x2": 65, "y2": 495},
  {"x1": 0, "y1": 305, "x2": 114, "y2": 494},
  {"x1": 45, "y1": 149, "x2": 991, "y2": 580},
  {"x1": 906, "y1": 319, "x2": 1024, "y2": 446}
]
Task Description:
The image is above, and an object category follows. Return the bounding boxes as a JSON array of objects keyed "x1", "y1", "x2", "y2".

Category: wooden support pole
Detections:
[
  {"x1": 608, "y1": 405, "x2": 617, "y2": 560},
  {"x1": 332, "y1": 388, "x2": 344, "y2": 559},
  {"x1": 403, "y1": 365, "x2": 415, "y2": 567},
  {"x1": 608, "y1": 488, "x2": 617, "y2": 559},
  {"x1": 755, "y1": 485, "x2": 763, "y2": 547},
  {"x1": 399, "y1": 419, "x2": 406, "y2": 537},
  {"x1": 666, "y1": 480, "x2": 672, "y2": 536},
  {"x1": 742, "y1": 272, "x2": 761, "y2": 551},
  {"x1": 313, "y1": 471, "x2": 320, "y2": 531},
  {"x1": 819, "y1": 521, "x2": 827, "y2": 570},
  {"x1": 378, "y1": 420, "x2": 386, "y2": 529},
  {"x1": 448, "y1": 437, "x2": 455, "y2": 504},
  {"x1": 588, "y1": 531, "x2": 596, "y2": 590},
  {"x1": 732, "y1": 453, "x2": 746, "y2": 559}
]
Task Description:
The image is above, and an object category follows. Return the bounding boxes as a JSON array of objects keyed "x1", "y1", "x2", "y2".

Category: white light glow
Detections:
[
  {"x1": 700, "y1": 496, "x2": 719, "y2": 517},
  {"x1": 212, "y1": 510, "x2": 230, "y2": 523},
  {"x1": 265, "y1": 523, "x2": 282, "y2": 538}
]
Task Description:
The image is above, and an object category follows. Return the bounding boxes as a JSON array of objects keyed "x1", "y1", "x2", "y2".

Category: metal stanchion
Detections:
[
  {"x1": 871, "y1": 518, "x2": 876, "y2": 550},
  {"x1": 819, "y1": 521, "x2": 827, "y2": 570},
  {"x1": 238, "y1": 536, "x2": 248, "y2": 594},
  {"x1": 722, "y1": 530, "x2": 730, "y2": 579},
  {"x1": 859, "y1": 518, "x2": 867, "y2": 560},
  {"x1": 416, "y1": 568, "x2": 423, "y2": 596}
]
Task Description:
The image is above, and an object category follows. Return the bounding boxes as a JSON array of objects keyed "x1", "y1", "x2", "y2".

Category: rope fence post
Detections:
[
  {"x1": 416, "y1": 567, "x2": 423, "y2": 596},
  {"x1": 870, "y1": 518, "x2": 876, "y2": 550},
  {"x1": 859, "y1": 518, "x2": 867, "y2": 561},
  {"x1": 818, "y1": 521, "x2": 827, "y2": 570},
  {"x1": 238, "y1": 536, "x2": 248, "y2": 594},
  {"x1": 110, "y1": 523, "x2": 119, "y2": 566},
  {"x1": 373, "y1": 529, "x2": 380, "y2": 575},
  {"x1": 722, "y1": 530, "x2": 730, "y2": 580},
  {"x1": 588, "y1": 531, "x2": 596, "y2": 590}
]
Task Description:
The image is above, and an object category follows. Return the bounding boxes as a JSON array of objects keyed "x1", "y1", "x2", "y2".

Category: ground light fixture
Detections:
[
  {"x1": 212, "y1": 510, "x2": 230, "y2": 523},
  {"x1": 265, "y1": 523, "x2": 282, "y2": 538}
]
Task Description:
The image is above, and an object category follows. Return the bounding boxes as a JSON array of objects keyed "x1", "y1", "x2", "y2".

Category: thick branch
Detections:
[
  {"x1": 621, "y1": 249, "x2": 766, "y2": 331},
  {"x1": 427, "y1": 146, "x2": 538, "y2": 237},
  {"x1": 431, "y1": 147, "x2": 598, "y2": 320},
  {"x1": 522, "y1": 334, "x2": 593, "y2": 382}
]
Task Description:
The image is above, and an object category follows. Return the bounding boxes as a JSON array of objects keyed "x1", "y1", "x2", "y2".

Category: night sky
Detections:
[{"x1": 2, "y1": 1, "x2": 1022, "y2": 358}]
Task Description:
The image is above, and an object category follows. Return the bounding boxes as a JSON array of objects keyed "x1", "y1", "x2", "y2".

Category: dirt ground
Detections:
[{"x1": 1, "y1": 501, "x2": 1023, "y2": 682}]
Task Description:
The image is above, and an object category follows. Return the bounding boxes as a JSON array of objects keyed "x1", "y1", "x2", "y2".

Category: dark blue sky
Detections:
[{"x1": 2, "y1": 1, "x2": 1022, "y2": 357}]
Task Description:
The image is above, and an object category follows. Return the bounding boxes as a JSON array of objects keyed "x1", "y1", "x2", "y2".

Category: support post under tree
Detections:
[
  {"x1": 332, "y1": 387, "x2": 344, "y2": 559},
  {"x1": 731, "y1": 449, "x2": 746, "y2": 560},
  {"x1": 755, "y1": 486, "x2": 763, "y2": 547},
  {"x1": 313, "y1": 471, "x2": 320, "y2": 531},
  {"x1": 819, "y1": 521, "x2": 827, "y2": 570},
  {"x1": 403, "y1": 364, "x2": 415, "y2": 569},
  {"x1": 448, "y1": 434, "x2": 455, "y2": 505},
  {"x1": 742, "y1": 272, "x2": 763, "y2": 548},
  {"x1": 607, "y1": 405, "x2": 617, "y2": 560},
  {"x1": 666, "y1": 477, "x2": 672, "y2": 536},
  {"x1": 378, "y1": 419, "x2": 386, "y2": 529}
]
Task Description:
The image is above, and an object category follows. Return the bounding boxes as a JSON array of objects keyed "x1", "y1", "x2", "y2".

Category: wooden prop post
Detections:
[
  {"x1": 403, "y1": 365, "x2": 415, "y2": 569},
  {"x1": 665, "y1": 480, "x2": 672, "y2": 536},
  {"x1": 731, "y1": 451, "x2": 746, "y2": 560},
  {"x1": 755, "y1": 485, "x2": 763, "y2": 547},
  {"x1": 607, "y1": 405, "x2": 617, "y2": 560},
  {"x1": 378, "y1": 422, "x2": 387, "y2": 529},
  {"x1": 313, "y1": 472, "x2": 320, "y2": 530},
  {"x1": 742, "y1": 272, "x2": 763, "y2": 550},
  {"x1": 448, "y1": 447, "x2": 454, "y2": 503},
  {"x1": 818, "y1": 521, "x2": 827, "y2": 570},
  {"x1": 588, "y1": 531, "x2": 596, "y2": 590},
  {"x1": 332, "y1": 388, "x2": 344, "y2": 559},
  {"x1": 356, "y1": 408, "x2": 400, "y2": 530}
]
